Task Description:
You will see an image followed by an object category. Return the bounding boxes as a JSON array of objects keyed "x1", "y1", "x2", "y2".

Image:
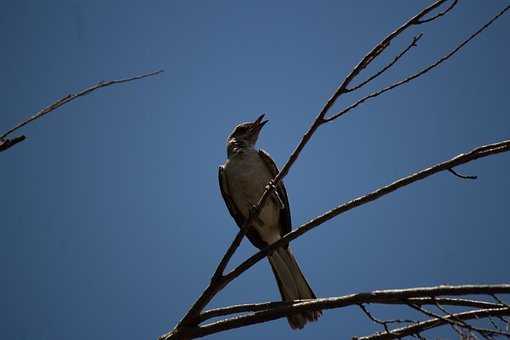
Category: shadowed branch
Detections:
[
  {"x1": 160, "y1": 1, "x2": 510, "y2": 339},
  {"x1": 0, "y1": 70, "x2": 163, "y2": 153}
]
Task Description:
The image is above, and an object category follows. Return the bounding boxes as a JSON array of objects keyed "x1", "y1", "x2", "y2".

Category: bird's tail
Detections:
[{"x1": 268, "y1": 247, "x2": 322, "y2": 329}]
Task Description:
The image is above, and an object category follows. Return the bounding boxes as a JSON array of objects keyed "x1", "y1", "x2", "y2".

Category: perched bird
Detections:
[{"x1": 218, "y1": 114, "x2": 321, "y2": 329}]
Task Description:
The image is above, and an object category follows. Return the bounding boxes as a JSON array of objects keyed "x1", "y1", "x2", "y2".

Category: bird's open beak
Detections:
[{"x1": 252, "y1": 114, "x2": 268, "y2": 131}]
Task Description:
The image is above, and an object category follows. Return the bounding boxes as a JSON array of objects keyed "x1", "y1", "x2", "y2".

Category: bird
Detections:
[{"x1": 218, "y1": 114, "x2": 322, "y2": 329}]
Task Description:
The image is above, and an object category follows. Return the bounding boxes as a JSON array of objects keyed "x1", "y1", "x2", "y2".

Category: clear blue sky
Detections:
[{"x1": 1, "y1": 1, "x2": 509, "y2": 339}]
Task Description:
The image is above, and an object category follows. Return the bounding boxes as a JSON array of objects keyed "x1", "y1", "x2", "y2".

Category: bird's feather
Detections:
[{"x1": 218, "y1": 165, "x2": 267, "y2": 249}]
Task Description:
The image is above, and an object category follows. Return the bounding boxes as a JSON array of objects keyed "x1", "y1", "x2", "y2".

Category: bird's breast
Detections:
[{"x1": 224, "y1": 150, "x2": 281, "y2": 243}]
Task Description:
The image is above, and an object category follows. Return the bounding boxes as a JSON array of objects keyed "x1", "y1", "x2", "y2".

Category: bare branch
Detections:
[
  {"x1": 197, "y1": 296, "x2": 504, "y2": 324},
  {"x1": 448, "y1": 168, "x2": 478, "y2": 180},
  {"x1": 0, "y1": 135, "x2": 26, "y2": 152},
  {"x1": 198, "y1": 301, "x2": 291, "y2": 324},
  {"x1": 406, "y1": 297, "x2": 504, "y2": 310},
  {"x1": 270, "y1": 0, "x2": 455, "y2": 185},
  {"x1": 417, "y1": 0, "x2": 459, "y2": 24},
  {"x1": 361, "y1": 307, "x2": 510, "y2": 340},
  {"x1": 325, "y1": 4, "x2": 510, "y2": 122},
  {"x1": 224, "y1": 140, "x2": 510, "y2": 286},
  {"x1": 408, "y1": 302, "x2": 510, "y2": 339},
  {"x1": 0, "y1": 70, "x2": 164, "y2": 152},
  {"x1": 161, "y1": 2, "x2": 510, "y2": 339},
  {"x1": 358, "y1": 303, "x2": 415, "y2": 336},
  {"x1": 347, "y1": 33, "x2": 423, "y2": 93},
  {"x1": 163, "y1": 285, "x2": 510, "y2": 339},
  {"x1": 212, "y1": 230, "x2": 245, "y2": 281}
]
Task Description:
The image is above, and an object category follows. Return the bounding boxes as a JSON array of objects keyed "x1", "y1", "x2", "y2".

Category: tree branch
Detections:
[
  {"x1": 361, "y1": 306, "x2": 510, "y2": 340},
  {"x1": 417, "y1": 0, "x2": 459, "y2": 24},
  {"x1": 164, "y1": 285, "x2": 510, "y2": 339},
  {"x1": 163, "y1": 137, "x2": 510, "y2": 339},
  {"x1": 197, "y1": 296, "x2": 504, "y2": 324},
  {"x1": 222, "y1": 140, "x2": 510, "y2": 288},
  {"x1": 325, "y1": 4, "x2": 510, "y2": 122},
  {"x1": 346, "y1": 33, "x2": 423, "y2": 93},
  {"x1": 0, "y1": 69, "x2": 163, "y2": 152},
  {"x1": 448, "y1": 168, "x2": 477, "y2": 180},
  {"x1": 160, "y1": 2, "x2": 510, "y2": 339},
  {"x1": 164, "y1": 3, "x2": 463, "y2": 332}
]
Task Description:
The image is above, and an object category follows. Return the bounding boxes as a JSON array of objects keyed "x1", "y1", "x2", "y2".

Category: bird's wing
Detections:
[
  {"x1": 258, "y1": 150, "x2": 292, "y2": 238},
  {"x1": 218, "y1": 165, "x2": 267, "y2": 249}
]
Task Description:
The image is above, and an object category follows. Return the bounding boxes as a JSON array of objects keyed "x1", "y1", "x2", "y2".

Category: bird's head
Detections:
[{"x1": 227, "y1": 114, "x2": 268, "y2": 151}]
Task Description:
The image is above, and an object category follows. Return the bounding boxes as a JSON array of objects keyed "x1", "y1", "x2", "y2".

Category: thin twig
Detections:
[
  {"x1": 358, "y1": 303, "x2": 415, "y2": 335},
  {"x1": 360, "y1": 307, "x2": 510, "y2": 340},
  {"x1": 347, "y1": 33, "x2": 424, "y2": 93},
  {"x1": 448, "y1": 168, "x2": 477, "y2": 180},
  {"x1": 0, "y1": 70, "x2": 164, "y2": 152},
  {"x1": 409, "y1": 302, "x2": 509, "y2": 339},
  {"x1": 325, "y1": 4, "x2": 510, "y2": 122},
  {"x1": 417, "y1": 0, "x2": 459, "y2": 24},
  {"x1": 212, "y1": 230, "x2": 245, "y2": 281}
]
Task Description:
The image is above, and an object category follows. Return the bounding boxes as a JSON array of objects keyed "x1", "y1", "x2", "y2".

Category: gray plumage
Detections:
[{"x1": 218, "y1": 114, "x2": 322, "y2": 329}]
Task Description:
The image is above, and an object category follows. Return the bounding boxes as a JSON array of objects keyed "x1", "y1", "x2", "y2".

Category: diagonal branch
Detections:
[
  {"x1": 161, "y1": 2, "x2": 509, "y2": 339},
  {"x1": 325, "y1": 4, "x2": 510, "y2": 122},
  {"x1": 0, "y1": 69, "x2": 163, "y2": 152},
  {"x1": 163, "y1": 138, "x2": 510, "y2": 340},
  {"x1": 166, "y1": 3, "x2": 461, "y2": 331},
  {"x1": 346, "y1": 33, "x2": 423, "y2": 93},
  {"x1": 223, "y1": 139, "x2": 509, "y2": 286}
]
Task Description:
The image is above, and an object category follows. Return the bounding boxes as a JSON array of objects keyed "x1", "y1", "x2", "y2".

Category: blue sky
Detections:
[{"x1": 1, "y1": 1, "x2": 509, "y2": 339}]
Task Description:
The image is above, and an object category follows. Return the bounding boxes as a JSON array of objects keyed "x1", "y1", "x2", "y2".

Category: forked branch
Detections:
[{"x1": 160, "y1": 1, "x2": 510, "y2": 339}]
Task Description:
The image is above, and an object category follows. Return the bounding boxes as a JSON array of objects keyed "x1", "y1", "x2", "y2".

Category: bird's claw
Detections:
[{"x1": 265, "y1": 179, "x2": 278, "y2": 193}]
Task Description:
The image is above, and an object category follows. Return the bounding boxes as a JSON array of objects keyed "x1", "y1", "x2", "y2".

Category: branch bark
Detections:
[
  {"x1": 167, "y1": 284, "x2": 510, "y2": 339},
  {"x1": 0, "y1": 70, "x2": 163, "y2": 152}
]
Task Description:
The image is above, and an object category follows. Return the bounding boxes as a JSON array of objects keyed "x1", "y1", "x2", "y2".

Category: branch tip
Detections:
[{"x1": 448, "y1": 168, "x2": 478, "y2": 180}]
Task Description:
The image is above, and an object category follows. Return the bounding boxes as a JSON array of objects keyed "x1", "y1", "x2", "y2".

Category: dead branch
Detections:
[
  {"x1": 325, "y1": 3, "x2": 510, "y2": 122},
  {"x1": 346, "y1": 33, "x2": 423, "y2": 93},
  {"x1": 222, "y1": 140, "x2": 510, "y2": 290},
  {"x1": 0, "y1": 70, "x2": 163, "y2": 153},
  {"x1": 164, "y1": 285, "x2": 510, "y2": 339},
  {"x1": 198, "y1": 297, "x2": 504, "y2": 324},
  {"x1": 360, "y1": 307, "x2": 510, "y2": 340},
  {"x1": 160, "y1": 1, "x2": 510, "y2": 339}
]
